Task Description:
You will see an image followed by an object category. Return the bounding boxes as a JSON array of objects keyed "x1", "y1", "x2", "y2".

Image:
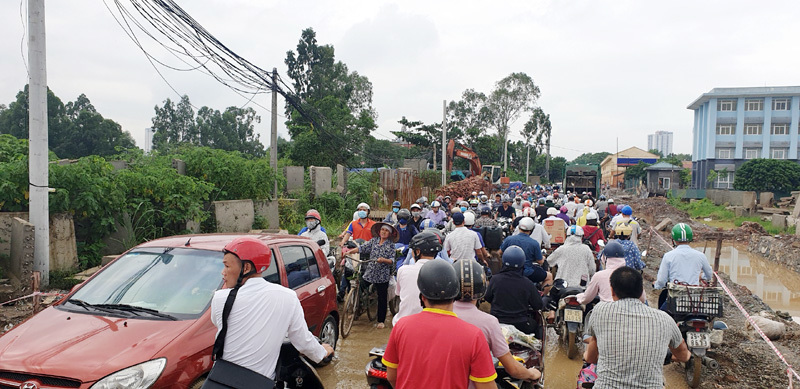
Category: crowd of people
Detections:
[{"x1": 209, "y1": 181, "x2": 718, "y2": 389}]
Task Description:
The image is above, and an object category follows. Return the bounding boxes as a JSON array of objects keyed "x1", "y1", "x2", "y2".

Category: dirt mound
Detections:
[
  {"x1": 435, "y1": 176, "x2": 493, "y2": 200},
  {"x1": 739, "y1": 221, "x2": 766, "y2": 235}
]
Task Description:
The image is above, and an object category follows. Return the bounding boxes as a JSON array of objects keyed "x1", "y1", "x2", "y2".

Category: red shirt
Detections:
[
  {"x1": 346, "y1": 219, "x2": 376, "y2": 241},
  {"x1": 582, "y1": 225, "x2": 605, "y2": 252},
  {"x1": 607, "y1": 204, "x2": 618, "y2": 217},
  {"x1": 382, "y1": 308, "x2": 497, "y2": 389}
]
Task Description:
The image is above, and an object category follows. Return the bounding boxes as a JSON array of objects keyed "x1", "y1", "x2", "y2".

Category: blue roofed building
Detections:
[{"x1": 688, "y1": 86, "x2": 800, "y2": 189}]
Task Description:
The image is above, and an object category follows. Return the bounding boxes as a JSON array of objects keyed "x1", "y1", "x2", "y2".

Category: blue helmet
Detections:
[
  {"x1": 392, "y1": 200, "x2": 401, "y2": 208},
  {"x1": 603, "y1": 240, "x2": 625, "y2": 258},
  {"x1": 502, "y1": 246, "x2": 525, "y2": 269},
  {"x1": 420, "y1": 219, "x2": 437, "y2": 230},
  {"x1": 621, "y1": 205, "x2": 633, "y2": 216}
]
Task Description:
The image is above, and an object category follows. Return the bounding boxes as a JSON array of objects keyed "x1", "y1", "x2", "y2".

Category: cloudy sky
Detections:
[{"x1": 2, "y1": 0, "x2": 800, "y2": 161}]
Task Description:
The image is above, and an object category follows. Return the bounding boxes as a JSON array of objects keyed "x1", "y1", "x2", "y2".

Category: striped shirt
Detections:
[{"x1": 586, "y1": 298, "x2": 683, "y2": 389}]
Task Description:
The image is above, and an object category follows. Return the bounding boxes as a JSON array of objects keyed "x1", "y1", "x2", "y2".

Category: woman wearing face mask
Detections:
[
  {"x1": 299, "y1": 209, "x2": 329, "y2": 256},
  {"x1": 340, "y1": 203, "x2": 376, "y2": 248},
  {"x1": 408, "y1": 204, "x2": 424, "y2": 232}
]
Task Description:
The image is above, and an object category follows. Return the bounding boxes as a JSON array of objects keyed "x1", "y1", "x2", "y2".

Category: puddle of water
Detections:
[{"x1": 693, "y1": 244, "x2": 800, "y2": 322}]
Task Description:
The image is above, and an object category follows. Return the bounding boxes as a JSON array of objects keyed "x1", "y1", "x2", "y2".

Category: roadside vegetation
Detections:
[{"x1": 667, "y1": 197, "x2": 793, "y2": 235}]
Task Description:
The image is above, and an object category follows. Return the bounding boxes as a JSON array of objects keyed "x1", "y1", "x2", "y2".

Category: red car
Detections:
[{"x1": 0, "y1": 233, "x2": 338, "y2": 388}]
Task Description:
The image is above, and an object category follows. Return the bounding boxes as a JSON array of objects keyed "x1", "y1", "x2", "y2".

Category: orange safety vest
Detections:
[{"x1": 349, "y1": 219, "x2": 376, "y2": 241}]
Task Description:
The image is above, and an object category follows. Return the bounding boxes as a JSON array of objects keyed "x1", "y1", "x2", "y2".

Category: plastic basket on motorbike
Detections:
[{"x1": 666, "y1": 283, "x2": 724, "y2": 318}]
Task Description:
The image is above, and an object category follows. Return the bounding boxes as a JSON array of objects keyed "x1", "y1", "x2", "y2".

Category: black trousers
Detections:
[{"x1": 362, "y1": 280, "x2": 389, "y2": 324}]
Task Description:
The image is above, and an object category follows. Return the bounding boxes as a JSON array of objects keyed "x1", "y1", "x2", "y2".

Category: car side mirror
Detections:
[{"x1": 316, "y1": 240, "x2": 326, "y2": 246}]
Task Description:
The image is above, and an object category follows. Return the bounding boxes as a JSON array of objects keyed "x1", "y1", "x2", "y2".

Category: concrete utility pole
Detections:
[
  {"x1": 545, "y1": 135, "x2": 551, "y2": 181},
  {"x1": 503, "y1": 129, "x2": 508, "y2": 172},
  {"x1": 28, "y1": 0, "x2": 50, "y2": 287},
  {"x1": 271, "y1": 68, "x2": 278, "y2": 199},
  {"x1": 441, "y1": 100, "x2": 446, "y2": 187},
  {"x1": 525, "y1": 144, "x2": 530, "y2": 184}
]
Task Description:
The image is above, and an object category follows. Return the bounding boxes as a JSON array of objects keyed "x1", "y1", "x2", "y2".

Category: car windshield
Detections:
[{"x1": 65, "y1": 247, "x2": 224, "y2": 320}]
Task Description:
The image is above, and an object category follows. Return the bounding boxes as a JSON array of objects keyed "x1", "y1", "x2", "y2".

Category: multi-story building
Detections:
[
  {"x1": 688, "y1": 86, "x2": 800, "y2": 189},
  {"x1": 647, "y1": 131, "x2": 673, "y2": 156},
  {"x1": 599, "y1": 147, "x2": 659, "y2": 188}
]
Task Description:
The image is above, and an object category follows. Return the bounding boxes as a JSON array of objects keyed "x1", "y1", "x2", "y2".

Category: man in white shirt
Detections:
[
  {"x1": 444, "y1": 212, "x2": 484, "y2": 262},
  {"x1": 393, "y1": 230, "x2": 442, "y2": 326},
  {"x1": 211, "y1": 237, "x2": 334, "y2": 379}
]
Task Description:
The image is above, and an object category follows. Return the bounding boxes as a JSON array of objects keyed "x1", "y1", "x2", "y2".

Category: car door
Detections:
[{"x1": 278, "y1": 245, "x2": 326, "y2": 334}]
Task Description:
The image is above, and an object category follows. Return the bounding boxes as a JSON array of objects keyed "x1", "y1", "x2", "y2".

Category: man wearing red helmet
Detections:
[{"x1": 211, "y1": 237, "x2": 334, "y2": 380}]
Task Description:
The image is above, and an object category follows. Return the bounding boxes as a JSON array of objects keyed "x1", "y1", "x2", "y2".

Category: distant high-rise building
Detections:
[
  {"x1": 144, "y1": 127, "x2": 155, "y2": 153},
  {"x1": 647, "y1": 131, "x2": 673, "y2": 157}
]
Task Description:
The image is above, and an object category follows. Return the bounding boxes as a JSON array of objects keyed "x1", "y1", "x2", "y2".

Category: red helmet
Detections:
[
  {"x1": 305, "y1": 209, "x2": 321, "y2": 221},
  {"x1": 223, "y1": 237, "x2": 271, "y2": 273},
  {"x1": 522, "y1": 201, "x2": 531, "y2": 208}
]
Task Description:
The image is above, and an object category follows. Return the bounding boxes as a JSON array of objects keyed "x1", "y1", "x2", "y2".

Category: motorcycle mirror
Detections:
[
  {"x1": 641, "y1": 250, "x2": 647, "y2": 257},
  {"x1": 597, "y1": 240, "x2": 605, "y2": 247},
  {"x1": 713, "y1": 321, "x2": 729, "y2": 330},
  {"x1": 316, "y1": 239, "x2": 326, "y2": 246}
]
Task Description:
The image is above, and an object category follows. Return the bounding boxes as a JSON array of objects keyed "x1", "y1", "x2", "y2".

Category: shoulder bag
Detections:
[{"x1": 201, "y1": 286, "x2": 276, "y2": 389}]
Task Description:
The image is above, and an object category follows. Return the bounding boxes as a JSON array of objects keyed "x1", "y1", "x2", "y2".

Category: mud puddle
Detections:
[{"x1": 694, "y1": 244, "x2": 800, "y2": 322}]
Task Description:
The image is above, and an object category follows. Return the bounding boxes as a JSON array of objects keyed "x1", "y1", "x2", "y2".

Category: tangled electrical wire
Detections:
[{"x1": 104, "y1": 0, "x2": 317, "y2": 126}]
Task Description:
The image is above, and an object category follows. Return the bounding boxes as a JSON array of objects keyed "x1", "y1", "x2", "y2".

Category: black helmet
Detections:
[
  {"x1": 397, "y1": 208, "x2": 412, "y2": 221},
  {"x1": 453, "y1": 259, "x2": 487, "y2": 302},
  {"x1": 502, "y1": 245, "x2": 525, "y2": 269},
  {"x1": 417, "y1": 260, "x2": 460, "y2": 300},
  {"x1": 409, "y1": 230, "x2": 443, "y2": 256},
  {"x1": 603, "y1": 240, "x2": 625, "y2": 258}
]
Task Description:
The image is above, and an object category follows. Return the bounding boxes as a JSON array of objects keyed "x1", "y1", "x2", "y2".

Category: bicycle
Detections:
[{"x1": 340, "y1": 254, "x2": 380, "y2": 338}]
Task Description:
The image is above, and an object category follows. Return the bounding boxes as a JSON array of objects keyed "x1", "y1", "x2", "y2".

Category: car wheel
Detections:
[
  {"x1": 189, "y1": 377, "x2": 205, "y2": 389},
  {"x1": 314, "y1": 314, "x2": 338, "y2": 367}
]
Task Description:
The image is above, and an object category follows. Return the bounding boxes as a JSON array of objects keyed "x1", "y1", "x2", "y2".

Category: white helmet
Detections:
[
  {"x1": 567, "y1": 225, "x2": 584, "y2": 237},
  {"x1": 451, "y1": 207, "x2": 462, "y2": 214},
  {"x1": 586, "y1": 211, "x2": 599, "y2": 220},
  {"x1": 522, "y1": 208, "x2": 534, "y2": 217},
  {"x1": 518, "y1": 217, "x2": 535, "y2": 231},
  {"x1": 547, "y1": 207, "x2": 558, "y2": 216},
  {"x1": 463, "y1": 212, "x2": 476, "y2": 226},
  {"x1": 431, "y1": 200, "x2": 441, "y2": 208},
  {"x1": 357, "y1": 202, "x2": 370, "y2": 210}
]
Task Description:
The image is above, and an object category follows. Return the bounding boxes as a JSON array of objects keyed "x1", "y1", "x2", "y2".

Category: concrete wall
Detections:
[
  {"x1": 213, "y1": 199, "x2": 255, "y2": 233},
  {"x1": 336, "y1": 164, "x2": 347, "y2": 194},
  {"x1": 254, "y1": 200, "x2": 279, "y2": 230},
  {"x1": 706, "y1": 189, "x2": 757, "y2": 210},
  {"x1": 403, "y1": 158, "x2": 427, "y2": 173},
  {"x1": 9, "y1": 218, "x2": 34, "y2": 288},
  {"x1": 0, "y1": 212, "x2": 78, "y2": 271},
  {"x1": 310, "y1": 166, "x2": 332, "y2": 196},
  {"x1": 171, "y1": 159, "x2": 186, "y2": 175},
  {"x1": 284, "y1": 166, "x2": 305, "y2": 193}
]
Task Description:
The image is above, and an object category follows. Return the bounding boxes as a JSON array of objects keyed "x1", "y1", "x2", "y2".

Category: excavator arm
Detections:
[{"x1": 446, "y1": 140, "x2": 482, "y2": 177}]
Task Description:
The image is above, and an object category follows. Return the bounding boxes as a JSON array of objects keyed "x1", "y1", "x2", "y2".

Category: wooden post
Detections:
[
  {"x1": 713, "y1": 228, "x2": 723, "y2": 286},
  {"x1": 32, "y1": 271, "x2": 41, "y2": 313}
]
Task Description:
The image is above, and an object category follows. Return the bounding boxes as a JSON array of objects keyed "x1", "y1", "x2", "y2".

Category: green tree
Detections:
[
  {"x1": 284, "y1": 28, "x2": 376, "y2": 166},
  {"x1": 446, "y1": 89, "x2": 491, "y2": 147},
  {"x1": 571, "y1": 152, "x2": 610, "y2": 165},
  {"x1": 734, "y1": 159, "x2": 800, "y2": 192},
  {"x1": 486, "y1": 72, "x2": 541, "y2": 170},
  {"x1": 624, "y1": 161, "x2": 651, "y2": 183},
  {"x1": 392, "y1": 117, "x2": 441, "y2": 168},
  {"x1": 648, "y1": 149, "x2": 664, "y2": 158},
  {"x1": 358, "y1": 138, "x2": 408, "y2": 168},
  {"x1": 152, "y1": 95, "x2": 197, "y2": 151}
]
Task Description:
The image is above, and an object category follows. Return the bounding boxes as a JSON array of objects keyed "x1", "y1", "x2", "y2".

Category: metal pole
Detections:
[
  {"x1": 441, "y1": 100, "x2": 446, "y2": 187},
  {"x1": 271, "y1": 68, "x2": 278, "y2": 199},
  {"x1": 28, "y1": 0, "x2": 49, "y2": 287},
  {"x1": 525, "y1": 144, "x2": 530, "y2": 184},
  {"x1": 713, "y1": 229, "x2": 723, "y2": 286},
  {"x1": 503, "y1": 129, "x2": 508, "y2": 172}
]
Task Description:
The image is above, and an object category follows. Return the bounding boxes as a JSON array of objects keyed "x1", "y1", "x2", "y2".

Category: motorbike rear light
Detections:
[
  {"x1": 687, "y1": 319, "x2": 707, "y2": 330},
  {"x1": 566, "y1": 297, "x2": 581, "y2": 306},
  {"x1": 368, "y1": 367, "x2": 388, "y2": 379}
]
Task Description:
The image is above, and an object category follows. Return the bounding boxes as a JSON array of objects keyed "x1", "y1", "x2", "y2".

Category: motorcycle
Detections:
[
  {"x1": 497, "y1": 216, "x2": 513, "y2": 238},
  {"x1": 665, "y1": 283, "x2": 727, "y2": 388},
  {"x1": 274, "y1": 339, "x2": 328, "y2": 389},
  {"x1": 546, "y1": 279, "x2": 587, "y2": 359},
  {"x1": 495, "y1": 324, "x2": 546, "y2": 389},
  {"x1": 365, "y1": 346, "x2": 391, "y2": 389}
]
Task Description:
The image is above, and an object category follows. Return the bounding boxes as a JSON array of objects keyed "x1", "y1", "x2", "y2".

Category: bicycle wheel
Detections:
[
  {"x1": 366, "y1": 284, "x2": 379, "y2": 321},
  {"x1": 389, "y1": 295, "x2": 400, "y2": 315},
  {"x1": 340, "y1": 288, "x2": 357, "y2": 338}
]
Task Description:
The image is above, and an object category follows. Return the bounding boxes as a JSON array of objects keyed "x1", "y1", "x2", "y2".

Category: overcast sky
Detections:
[{"x1": 2, "y1": 0, "x2": 800, "y2": 161}]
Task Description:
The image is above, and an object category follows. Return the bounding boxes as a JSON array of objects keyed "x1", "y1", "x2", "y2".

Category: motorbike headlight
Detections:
[{"x1": 91, "y1": 358, "x2": 166, "y2": 389}]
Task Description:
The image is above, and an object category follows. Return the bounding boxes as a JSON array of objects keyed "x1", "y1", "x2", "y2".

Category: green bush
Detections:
[{"x1": 179, "y1": 146, "x2": 283, "y2": 201}]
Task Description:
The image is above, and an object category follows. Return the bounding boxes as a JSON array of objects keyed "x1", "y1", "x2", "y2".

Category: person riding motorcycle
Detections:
[
  {"x1": 611, "y1": 205, "x2": 641, "y2": 244},
  {"x1": 499, "y1": 217, "x2": 547, "y2": 284},
  {"x1": 654, "y1": 223, "x2": 713, "y2": 310},
  {"x1": 299, "y1": 209, "x2": 329, "y2": 256},
  {"x1": 409, "y1": 203, "x2": 425, "y2": 232},
  {"x1": 485, "y1": 246, "x2": 544, "y2": 336},
  {"x1": 393, "y1": 230, "x2": 443, "y2": 325},
  {"x1": 605, "y1": 222, "x2": 646, "y2": 271},
  {"x1": 394, "y1": 208, "x2": 418, "y2": 246},
  {"x1": 425, "y1": 200, "x2": 448, "y2": 226},
  {"x1": 581, "y1": 212, "x2": 606, "y2": 253},
  {"x1": 451, "y1": 259, "x2": 542, "y2": 386},
  {"x1": 496, "y1": 195, "x2": 516, "y2": 219},
  {"x1": 478, "y1": 195, "x2": 492, "y2": 214},
  {"x1": 546, "y1": 225, "x2": 596, "y2": 288},
  {"x1": 577, "y1": 241, "x2": 647, "y2": 305},
  {"x1": 384, "y1": 200, "x2": 402, "y2": 224}
]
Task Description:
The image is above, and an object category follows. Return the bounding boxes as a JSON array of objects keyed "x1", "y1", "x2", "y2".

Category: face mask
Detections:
[
  {"x1": 392, "y1": 207, "x2": 400, "y2": 213},
  {"x1": 412, "y1": 211, "x2": 421, "y2": 217},
  {"x1": 461, "y1": 207, "x2": 467, "y2": 212},
  {"x1": 306, "y1": 220, "x2": 319, "y2": 230},
  {"x1": 357, "y1": 210, "x2": 368, "y2": 219}
]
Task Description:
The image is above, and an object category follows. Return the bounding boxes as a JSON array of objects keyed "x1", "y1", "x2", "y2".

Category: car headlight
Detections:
[{"x1": 91, "y1": 358, "x2": 167, "y2": 389}]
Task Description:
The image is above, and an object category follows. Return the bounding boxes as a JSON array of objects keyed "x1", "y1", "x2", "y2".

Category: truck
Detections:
[{"x1": 563, "y1": 163, "x2": 600, "y2": 195}]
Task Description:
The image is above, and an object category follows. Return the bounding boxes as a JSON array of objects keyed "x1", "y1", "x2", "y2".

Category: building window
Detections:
[
  {"x1": 716, "y1": 148, "x2": 733, "y2": 159},
  {"x1": 717, "y1": 124, "x2": 736, "y2": 135},
  {"x1": 771, "y1": 123, "x2": 789, "y2": 135},
  {"x1": 659, "y1": 177, "x2": 671, "y2": 189},
  {"x1": 772, "y1": 98, "x2": 790, "y2": 111},
  {"x1": 744, "y1": 148, "x2": 760, "y2": 159},
  {"x1": 771, "y1": 148, "x2": 788, "y2": 159},
  {"x1": 745, "y1": 99, "x2": 763, "y2": 111},
  {"x1": 716, "y1": 172, "x2": 733, "y2": 189},
  {"x1": 717, "y1": 99, "x2": 735, "y2": 111},
  {"x1": 716, "y1": 124, "x2": 735, "y2": 135},
  {"x1": 744, "y1": 124, "x2": 762, "y2": 135}
]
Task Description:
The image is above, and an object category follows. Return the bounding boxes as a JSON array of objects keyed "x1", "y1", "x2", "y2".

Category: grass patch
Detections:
[
  {"x1": 670, "y1": 197, "x2": 793, "y2": 234},
  {"x1": 49, "y1": 270, "x2": 83, "y2": 291}
]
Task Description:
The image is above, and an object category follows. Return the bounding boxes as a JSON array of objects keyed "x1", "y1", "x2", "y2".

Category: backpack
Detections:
[
  {"x1": 484, "y1": 226, "x2": 504, "y2": 250},
  {"x1": 582, "y1": 228, "x2": 602, "y2": 251}
]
